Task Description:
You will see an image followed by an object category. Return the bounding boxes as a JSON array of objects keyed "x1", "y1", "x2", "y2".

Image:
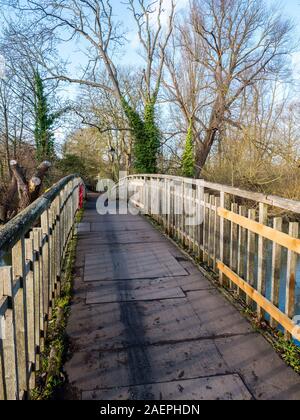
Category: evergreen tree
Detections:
[
  {"x1": 34, "y1": 71, "x2": 55, "y2": 161},
  {"x1": 182, "y1": 120, "x2": 195, "y2": 178}
]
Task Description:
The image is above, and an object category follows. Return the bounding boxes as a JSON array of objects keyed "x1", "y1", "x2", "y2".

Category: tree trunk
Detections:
[
  {"x1": 194, "y1": 97, "x2": 225, "y2": 178},
  {"x1": 0, "y1": 160, "x2": 52, "y2": 224},
  {"x1": 3, "y1": 106, "x2": 11, "y2": 178},
  {"x1": 195, "y1": 129, "x2": 218, "y2": 177}
]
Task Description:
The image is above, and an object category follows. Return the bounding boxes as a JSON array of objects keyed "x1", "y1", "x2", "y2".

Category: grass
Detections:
[
  {"x1": 274, "y1": 334, "x2": 300, "y2": 374},
  {"x1": 31, "y1": 208, "x2": 84, "y2": 400}
]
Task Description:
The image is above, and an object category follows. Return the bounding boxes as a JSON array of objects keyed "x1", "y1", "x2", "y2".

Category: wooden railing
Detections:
[
  {"x1": 124, "y1": 174, "x2": 300, "y2": 343},
  {"x1": 0, "y1": 175, "x2": 84, "y2": 400}
]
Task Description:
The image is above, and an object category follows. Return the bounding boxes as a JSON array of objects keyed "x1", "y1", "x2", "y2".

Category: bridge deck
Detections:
[{"x1": 64, "y1": 193, "x2": 300, "y2": 400}]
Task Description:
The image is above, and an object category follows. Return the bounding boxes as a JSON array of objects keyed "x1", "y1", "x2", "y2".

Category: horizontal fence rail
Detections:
[
  {"x1": 122, "y1": 174, "x2": 300, "y2": 343},
  {"x1": 0, "y1": 175, "x2": 84, "y2": 400}
]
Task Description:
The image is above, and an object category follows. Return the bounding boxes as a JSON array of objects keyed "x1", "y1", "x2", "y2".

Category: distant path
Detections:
[{"x1": 64, "y1": 193, "x2": 300, "y2": 400}]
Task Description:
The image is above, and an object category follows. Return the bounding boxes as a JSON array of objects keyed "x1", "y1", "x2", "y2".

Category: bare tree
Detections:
[
  {"x1": 127, "y1": 0, "x2": 175, "y2": 104},
  {"x1": 164, "y1": 0, "x2": 293, "y2": 176},
  {"x1": 9, "y1": 0, "x2": 175, "y2": 172}
]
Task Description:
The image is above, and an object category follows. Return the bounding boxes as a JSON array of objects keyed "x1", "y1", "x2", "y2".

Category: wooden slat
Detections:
[
  {"x1": 12, "y1": 237, "x2": 29, "y2": 397},
  {"x1": 174, "y1": 183, "x2": 179, "y2": 241},
  {"x1": 203, "y1": 193, "x2": 209, "y2": 263},
  {"x1": 0, "y1": 273, "x2": 6, "y2": 400},
  {"x1": 213, "y1": 196, "x2": 219, "y2": 271},
  {"x1": 180, "y1": 181, "x2": 184, "y2": 244},
  {"x1": 246, "y1": 209, "x2": 256, "y2": 306},
  {"x1": 41, "y1": 210, "x2": 51, "y2": 323},
  {"x1": 50, "y1": 206, "x2": 57, "y2": 301},
  {"x1": 237, "y1": 206, "x2": 247, "y2": 295},
  {"x1": 181, "y1": 184, "x2": 185, "y2": 246},
  {"x1": 229, "y1": 203, "x2": 238, "y2": 289},
  {"x1": 219, "y1": 192, "x2": 230, "y2": 285},
  {"x1": 0, "y1": 267, "x2": 19, "y2": 400},
  {"x1": 25, "y1": 237, "x2": 36, "y2": 389},
  {"x1": 285, "y1": 222, "x2": 299, "y2": 339},
  {"x1": 32, "y1": 229, "x2": 42, "y2": 367},
  {"x1": 191, "y1": 187, "x2": 197, "y2": 253},
  {"x1": 0, "y1": 315, "x2": 6, "y2": 401},
  {"x1": 257, "y1": 203, "x2": 268, "y2": 319},
  {"x1": 55, "y1": 197, "x2": 61, "y2": 296},
  {"x1": 170, "y1": 185, "x2": 174, "y2": 237},
  {"x1": 208, "y1": 196, "x2": 215, "y2": 268},
  {"x1": 217, "y1": 261, "x2": 300, "y2": 341},
  {"x1": 270, "y1": 217, "x2": 283, "y2": 328},
  {"x1": 197, "y1": 182, "x2": 204, "y2": 261},
  {"x1": 184, "y1": 184, "x2": 190, "y2": 249},
  {"x1": 218, "y1": 208, "x2": 300, "y2": 254},
  {"x1": 192, "y1": 185, "x2": 199, "y2": 254}
]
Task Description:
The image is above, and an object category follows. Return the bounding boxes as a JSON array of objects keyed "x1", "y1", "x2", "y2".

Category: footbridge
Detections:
[{"x1": 1, "y1": 174, "x2": 300, "y2": 400}]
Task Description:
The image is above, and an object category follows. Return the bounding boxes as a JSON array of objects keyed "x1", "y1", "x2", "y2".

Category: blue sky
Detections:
[{"x1": 56, "y1": 0, "x2": 300, "y2": 101}]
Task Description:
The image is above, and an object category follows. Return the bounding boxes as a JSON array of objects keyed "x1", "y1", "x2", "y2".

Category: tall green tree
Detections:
[
  {"x1": 122, "y1": 96, "x2": 161, "y2": 174},
  {"x1": 182, "y1": 121, "x2": 195, "y2": 178},
  {"x1": 34, "y1": 71, "x2": 55, "y2": 161}
]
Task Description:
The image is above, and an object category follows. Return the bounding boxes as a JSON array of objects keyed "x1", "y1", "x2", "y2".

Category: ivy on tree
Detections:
[
  {"x1": 182, "y1": 120, "x2": 195, "y2": 178},
  {"x1": 34, "y1": 71, "x2": 55, "y2": 161},
  {"x1": 121, "y1": 96, "x2": 161, "y2": 174}
]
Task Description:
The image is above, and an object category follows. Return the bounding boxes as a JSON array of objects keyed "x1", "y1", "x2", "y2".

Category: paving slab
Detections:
[
  {"x1": 86, "y1": 283, "x2": 185, "y2": 304},
  {"x1": 67, "y1": 297, "x2": 209, "y2": 351},
  {"x1": 186, "y1": 289, "x2": 253, "y2": 336},
  {"x1": 91, "y1": 221, "x2": 150, "y2": 232},
  {"x1": 65, "y1": 339, "x2": 228, "y2": 392},
  {"x1": 80, "y1": 241, "x2": 185, "y2": 261},
  {"x1": 84, "y1": 246, "x2": 188, "y2": 281},
  {"x1": 83, "y1": 275, "x2": 213, "y2": 305},
  {"x1": 84, "y1": 214, "x2": 143, "y2": 223},
  {"x1": 215, "y1": 334, "x2": 300, "y2": 400},
  {"x1": 77, "y1": 230, "x2": 164, "y2": 247},
  {"x1": 82, "y1": 374, "x2": 253, "y2": 400},
  {"x1": 74, "y1": 272, "x2": 213, "y2": 299},
  {"x1": 177, "y1": 273, "x2": 214, "y2": 292}
]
